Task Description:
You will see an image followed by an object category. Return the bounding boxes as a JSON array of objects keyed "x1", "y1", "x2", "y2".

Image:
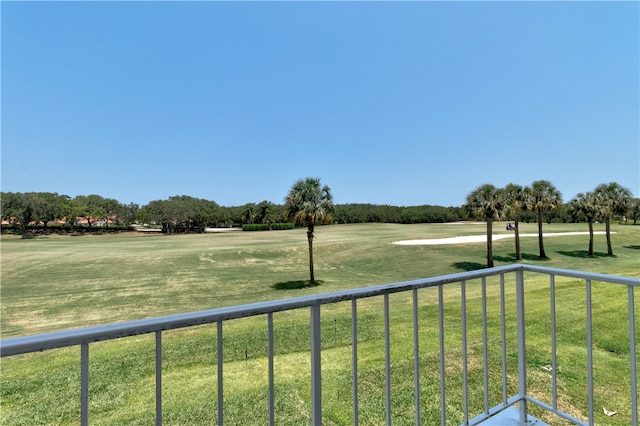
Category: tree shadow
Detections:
[
  {"x1": 623, "y1": 245, "x2": 640, "y2": 250},
  {"x1": 493, "y1": 255, "x2": 515, "y2": 263},
  {"x1": 557, "y1": 250, "x2": 612, "y2": 258},
  {"x1": 522, "y1": 253, "x2": 550, "y2": 261},
  {"x1": 503, "y1": 253, "x2": 551, "y2": 262},
  {"x1": 451, "y1": 262, "x2": 486, "y2": 271},
  {"x1": 493, "y1": 253, "x2": 549, "y2": 263},
  {"x1": 271, "y1": 280, "x2": 322, "y2": 290}
]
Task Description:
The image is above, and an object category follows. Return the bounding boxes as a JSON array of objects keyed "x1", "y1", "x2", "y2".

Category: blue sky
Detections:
[{"x1": 2, "y1": 1, "x2": 638, "y2": 207}]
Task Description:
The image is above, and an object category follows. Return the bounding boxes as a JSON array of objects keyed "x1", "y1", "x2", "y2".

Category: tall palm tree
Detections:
[
  {"x1": 242, "y1": 203, "x2": 256, "y2": 225},
  {"x1": 503, "y1": 183, "x2": 528, "y2": 260},
  {"x1": 465, "y1": 184, "x2": 504, "y2": 268},
  {"x1": 527, "y1": 180, "x2": 562, "y2": 259},
  {"x1": 594, "y1": 182, "x2": 632, "y2": 255},
  {"x1": 568, "y1": 192, "x2": 601, "y2": 256},
  {"x1": 285, "y1": 177, "x2": 335, "y2": 283}
]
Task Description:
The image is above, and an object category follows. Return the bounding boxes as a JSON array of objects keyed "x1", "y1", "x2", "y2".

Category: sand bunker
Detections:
[{"x1": 393, "y1": 231, "x2": 609, "y2": 246}]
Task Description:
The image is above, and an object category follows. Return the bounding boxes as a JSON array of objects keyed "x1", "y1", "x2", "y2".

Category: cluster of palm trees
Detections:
[{"x1": 465, "y1": 180, "x2": 633, "y2": 267}]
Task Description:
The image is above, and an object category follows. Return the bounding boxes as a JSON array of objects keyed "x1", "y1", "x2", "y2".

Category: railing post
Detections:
[
  {"x1": 81, "y1": 343, "x2": 89, "y2": 426},
  {"x1": 461, "y1": 280, "x2": 469, "y2": 424},
  {"x1": 156, "y1": 331, "x2": 162, "y2": 426},
  {"x1": 481, "y1": 277, "x2": 489, "y2": 414},
  {"x1": 629, "y1": 285, "x2": 638, "y2": 426},
  {"x1": 384, "y1": 293, "x2": 392, "y2": 426},
  {"x1": 586, "y1": 280, "x2": 594, "y2": 425},
  {"x1": 310, "y1": 304, "x2": 322, "y2": 426},
  {"x1": 268, "y1": 313, "x2": 275, "y2": 426},
  {"x1": 217, "y1": 321, "x2": 224, "y2": 426},
  {"x1": 351, "y1": 299, "x2": 359, "y2": 426},
  {"x1": 412, "y1": 288, "x2": 421, "y2": 426},
  {"x1": 438, "y1": 284, "x2": 446, "y2": 426},
  {"x1": 515, "y1": 268, "x2": 528, "y2": 424},
  {"x1": 550, "y1": 274, "x2": 558, "y2": 411}
]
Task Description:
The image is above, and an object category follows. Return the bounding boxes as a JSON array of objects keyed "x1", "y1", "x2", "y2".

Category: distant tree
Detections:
[
  {"x1": 527, "y1": 180, "x2": 562, "y2": 259},
  {"x1": 256, "y1": 201, "x2": 277, "y2": 228},
  {"x1": 568, "y1": 192, "x2": 601, "y2": 256},
  {"x1": 100, "y1": 197, "x2": 122, "y2": 228},
  {"x1": 502, "y1": 183, "x2": 528, "y2": 260},
  {"x1": 284, "y1": 177, "x2": 335, "y2": 283},
  {"x1": 1, "y1": 192, "x2": 39, "y2": 238},
  {"x1": 145, "y1": 199, "x2": 178, "y2": 232},
  {"x1": 594, "y1": 182, "x2": 632, "y2": 255},
  {"x1": 72, "y1": 195, "x2": 107, "y2": 227},
  {"x1": 33, "y1": 192, "x2": 70, "y2": 229},
  {"x1": 144, "y1": 196, "x2": 219, "y2": 233},
  {"x1": 630, "y1": 198, "x2": 640, "y2": 225},
  {"x1": 242, "y1": 203, "x2": 256, "y2": 225},
  {"x1": 465, "y1": 184, "x2": 504, "y2": 268},
  {"x1": 119, "y1": 202, "x2": 140, "y2": 226}
]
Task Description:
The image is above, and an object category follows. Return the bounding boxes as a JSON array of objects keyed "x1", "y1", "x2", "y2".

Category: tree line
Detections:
[
  {"x1": 0, "y1": 193, "x2": 464, "y2": 237},
  {"x1": 1, "y1": 181, "x2": 638, "y2": 240},
  {"x1": 465, "y1": 180, "x2": 637, "y2": 267}
]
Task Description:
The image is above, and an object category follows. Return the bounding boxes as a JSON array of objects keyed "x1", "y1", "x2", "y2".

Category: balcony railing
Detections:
[{"x1": 1, "y1": 264, "x2": 638, "y2": 425}]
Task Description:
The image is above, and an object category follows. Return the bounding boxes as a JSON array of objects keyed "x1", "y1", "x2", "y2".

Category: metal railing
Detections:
[{"x1": 1, "y1": 264, "x2": 638, "y2": 425}]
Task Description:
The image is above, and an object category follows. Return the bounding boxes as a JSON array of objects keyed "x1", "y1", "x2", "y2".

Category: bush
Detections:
[{"x1": 242, "y1": 223, "x2": 294, "y2": 231}]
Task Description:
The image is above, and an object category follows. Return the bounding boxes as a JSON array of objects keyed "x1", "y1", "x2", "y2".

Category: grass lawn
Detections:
[{"x1": 1, "y1": 222, "x2": 638, "y2": 424}]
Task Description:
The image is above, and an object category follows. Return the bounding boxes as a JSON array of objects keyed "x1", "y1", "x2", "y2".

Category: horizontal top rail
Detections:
[
  {"x1": 520, "y1": 264, "x2": 640, "y2": 286},
  {"x1": 2, "y1": 264, "x2": 638, "y2": 357}
]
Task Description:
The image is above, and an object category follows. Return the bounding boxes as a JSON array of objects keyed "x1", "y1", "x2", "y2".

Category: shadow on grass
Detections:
[
  {"x1": 498, "y1": 253, "x2": 551, "y2": 262},
  {"x1": 492, "y1": 253, "x2": 551, "y2": 263},
  {"x1": 623, "y1": 245, "x2": 640, "y2": 250},
  {"x1": 493, "y1": 255, "x2": 516, "y2": 263},
  {"x1": 557, "y1": 250, "x2": 612, "y2": 258},
  {"x1": 452, "y1": 262, "x2": 486, "y2": 271},
  {"x1": 271, "y1": 280, "x2": 322, "y2": 290}
]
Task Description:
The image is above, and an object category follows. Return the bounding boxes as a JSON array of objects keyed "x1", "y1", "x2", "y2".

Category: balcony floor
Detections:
[{"x1": 478, "y1": 406, "x2": 550, "y2": 425}]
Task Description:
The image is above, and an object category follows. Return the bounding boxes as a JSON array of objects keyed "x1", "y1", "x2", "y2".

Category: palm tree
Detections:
[
  {"x1": 257, "y1": 201, "x2": 274, "y2": 228},
  {"x1": 527, "y1": 180, "x2": 562, "y2": 259},
  {"x1": 568, "y1": 192, "x2": 601, "y2": 256},
  {"x1": 242, "y1": 203, "x2": 256, "y2": 225},
  {"x1": 284, "y1": 177, "x2": 335, "y2": 283},
  {"x1": 465, "y1": 184, "x2": 504, "y2": 268},
  {"x1": 594, "y1": 182, "x2": 632, "y2": 255},
  {"x1": 503, "y1": 183, "x2": 528, "y2": 260}
]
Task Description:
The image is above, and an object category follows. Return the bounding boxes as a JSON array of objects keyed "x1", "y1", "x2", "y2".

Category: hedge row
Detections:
[{"x1": 242, "y1": 223, "x2": 295, "y2": 232}]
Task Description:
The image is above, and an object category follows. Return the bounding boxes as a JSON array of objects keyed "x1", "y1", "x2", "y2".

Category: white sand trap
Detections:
[{"x1": 393, "y1": 231, "x2": 610, "y2": 246}]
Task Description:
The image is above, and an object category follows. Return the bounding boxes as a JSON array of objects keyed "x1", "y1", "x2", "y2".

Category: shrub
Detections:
[{"x1": 242, "y1": 223, "x2": 294, "y2": 231}]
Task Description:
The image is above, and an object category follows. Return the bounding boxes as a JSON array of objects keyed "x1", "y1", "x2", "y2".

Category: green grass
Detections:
[{"x1": 1, "y1": 222, "x2": 638, "y2": 425}]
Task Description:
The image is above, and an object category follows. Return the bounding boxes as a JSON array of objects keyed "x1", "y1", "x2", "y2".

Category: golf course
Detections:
[{"x1": 1, "y1": 222, "x2": 638, "y2": 425}]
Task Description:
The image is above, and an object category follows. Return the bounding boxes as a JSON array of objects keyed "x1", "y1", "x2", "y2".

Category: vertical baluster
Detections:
[
  {"x1": 352, "y1": 299, "x2": 359, "y2": 426},
  {"x1": 500, "y1": 273, "x2": 508, "y2": 405},
  {"x1": 156, "y1": 331, "x2": 163, "y2": 426},
  {"x1": 412, "y1": 288, "x2": 421, "y2": 426},
  {"x1": 438, "y1": 284, "x2": 446, "y2": 426},
  {"x1": 515, "y1": 268, "x2": 527, "y2": 424},
  {"x1": 217, "y1": 321, "x2": 224, "y2": 426},
  {"x1": 310, "y1": 304, "x2": 322, "y2": 426},
  {"x1": 461, "y1": 280, "x2": 469, "y2": 424},
  {"x1": 482, "y1": 277, "x2": 489, "y2": 414},
  {"x1": 81, "y1": 342, "x2": 89, "y2": 426},
  {"x1": 550, "y1": 275, "x2": 558, "y2": 410},
  {"x1": 628, "y1": 285, "x2": 637, "y2": 426},
  {"x1": 384, "y1": 293, "x2": 391, "y2": 426},
  {"x1": 268, "y1": 313, "x2": 275, "y2": 426},
  {"x1": 586, "y1": 280, "x2": 594, "y2": 425}
]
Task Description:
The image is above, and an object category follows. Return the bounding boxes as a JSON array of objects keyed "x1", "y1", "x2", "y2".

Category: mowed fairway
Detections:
[{"x1": 1, "y1": 223, "x2": 639, "y2": 425}]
